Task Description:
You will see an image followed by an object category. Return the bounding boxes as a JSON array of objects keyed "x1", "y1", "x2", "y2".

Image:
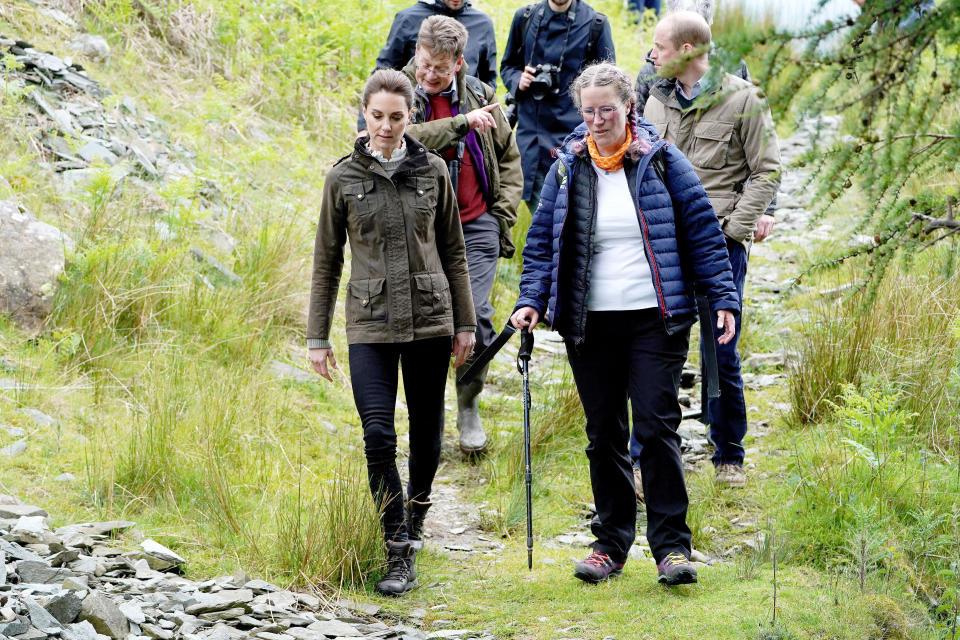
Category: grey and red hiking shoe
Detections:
[
  {"x1": 657, "y1": 551, "x2": 698, "y2": 585},
  {"x1": 574, "y1": 551, "x2": 624, "y2": 584}
]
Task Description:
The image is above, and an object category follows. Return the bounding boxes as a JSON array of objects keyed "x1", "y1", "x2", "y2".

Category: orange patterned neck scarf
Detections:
[{"x1": 587, "y1": 127, "x2": 632, "y2": 172}]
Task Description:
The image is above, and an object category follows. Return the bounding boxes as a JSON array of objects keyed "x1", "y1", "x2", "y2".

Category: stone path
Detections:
[{"x1": 0, "y1": 495, "x2": 495, "y2": 640}]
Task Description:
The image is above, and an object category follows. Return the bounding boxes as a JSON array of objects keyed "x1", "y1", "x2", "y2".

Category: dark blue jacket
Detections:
[
  {"x1": 500, "y1": 0, "x2": 615, "y2": 201},
  {"x1": 515, "y1": 122, "x2": 740, "y2": 342},
  {"x1": 376, "y1": 0, "x2": 498, "y2": 89}
]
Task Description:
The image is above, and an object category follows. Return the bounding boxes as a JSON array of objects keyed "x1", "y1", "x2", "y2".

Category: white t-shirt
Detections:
[{"x1": 586, "y1": 160, "x2": 658, "y2": 311}]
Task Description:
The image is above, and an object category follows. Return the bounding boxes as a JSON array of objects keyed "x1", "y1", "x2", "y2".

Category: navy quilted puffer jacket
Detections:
[{"x1": 514, "y1": 121, "x2": 739, "y2": 343}]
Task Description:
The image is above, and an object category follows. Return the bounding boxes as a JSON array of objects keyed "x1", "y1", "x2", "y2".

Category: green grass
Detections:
[
  {"x1": 2, "y1": 1, "x2": 959, "y2": 638},
  {"x1": 361, "y1": 547, "x2": 938, "y2": 639}
]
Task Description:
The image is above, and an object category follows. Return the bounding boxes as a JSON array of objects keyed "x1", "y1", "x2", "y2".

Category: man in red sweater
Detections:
[{"x1": 404, "y1": 16, "x2": 523, "y2": 457}]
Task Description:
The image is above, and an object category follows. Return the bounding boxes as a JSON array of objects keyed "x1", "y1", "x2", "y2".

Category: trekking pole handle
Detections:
[{"x1": 517, "y1": 327, "x2": 534, "y2": 365}]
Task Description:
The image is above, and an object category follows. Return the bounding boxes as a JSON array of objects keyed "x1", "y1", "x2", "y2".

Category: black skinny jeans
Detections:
[
  {"x1": 349, "y1": 337, "x2": 450, "y2": 542},
  {"x1": 565, "y1": 309, "x2": 692, "y2": 564}
]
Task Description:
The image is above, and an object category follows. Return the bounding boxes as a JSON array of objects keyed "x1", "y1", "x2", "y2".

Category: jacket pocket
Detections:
[
  {"x1": 692, "y1": 121, "x2": 734, "y2": 170},
  {"x1": 413, "y1": 273, "x2": 452, "y2": 319},
  {"x1": 342, "y1": 180, "x2": 379, "y2": 217},
  {"x1": 413, "y1": 176, "x2": 438, "y2": 213},
  {"x1": 347, "y1": 277, "x2": 386, "y2": 323}
]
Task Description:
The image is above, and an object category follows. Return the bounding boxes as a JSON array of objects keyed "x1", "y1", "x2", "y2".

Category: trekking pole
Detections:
[{"x1": 517, "y1": 327, "x2": 535, "y2": 570}]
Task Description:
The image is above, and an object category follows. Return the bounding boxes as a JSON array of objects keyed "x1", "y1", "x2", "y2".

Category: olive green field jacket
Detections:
[
  {"x1": 402, "y1": 60, "x2": 523, "y2": 258},
  {"x1": 645, "y1": 72, "x2": 781, "y2": 247},
  {"x1": 307, "y1": 135, "x2": 476, "y2": 347}
]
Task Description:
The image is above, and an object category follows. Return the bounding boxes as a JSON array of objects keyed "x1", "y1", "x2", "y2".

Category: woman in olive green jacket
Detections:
[{"x1": 307, "y1": 69, "x2": 476, "y2": 597}]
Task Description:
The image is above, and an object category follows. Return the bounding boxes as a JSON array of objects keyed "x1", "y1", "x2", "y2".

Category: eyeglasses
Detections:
[
  {"x1": 579, "y1": 105, "x2": 620, "y2": 121},
  {"x1": 416, "y1": 57, "x2": 457, "y2": 77}
]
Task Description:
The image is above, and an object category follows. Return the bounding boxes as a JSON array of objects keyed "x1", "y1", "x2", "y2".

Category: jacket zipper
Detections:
[
  {"x1": 637, "y1": 206, "x2": 668, "y2": 320},
  {"x1": 633, "y1": 150, "x2": 670, "y2": 323},
  {"x1": 549, "y1": 158, "x2": 571, "y2": 330},
  {"x1": 577, "y1": 171, "x2": 599, "y2": 345}
]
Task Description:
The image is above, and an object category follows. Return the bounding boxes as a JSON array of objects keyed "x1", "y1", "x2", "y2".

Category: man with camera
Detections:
[
  {"x1": 402, "y1": 16, "x2": 523, "y2": 456},
  {"x1": 500, "y1": 0, "x2": 615, "y2": 210},
  {"x1": 376, "y1": 0, "x2": 498, "y2": 89}
]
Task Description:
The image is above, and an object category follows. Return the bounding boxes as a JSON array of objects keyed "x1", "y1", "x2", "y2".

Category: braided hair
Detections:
[{"x1": 568, "y1": 62, "x2": 653, "y2": 160}]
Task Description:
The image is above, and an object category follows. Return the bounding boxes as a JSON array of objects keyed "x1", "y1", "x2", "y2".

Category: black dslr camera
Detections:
[{"x1": 529, "y1": 63, "x2": 561, "y2": 101}]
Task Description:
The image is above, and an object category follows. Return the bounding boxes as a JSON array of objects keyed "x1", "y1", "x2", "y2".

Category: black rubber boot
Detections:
[
  {"x1": 405, "y1": 499, "x2": 432, "y2": 551},
  {"x1": 375, "y1": 540, "x2": 417, "y2": 596}
]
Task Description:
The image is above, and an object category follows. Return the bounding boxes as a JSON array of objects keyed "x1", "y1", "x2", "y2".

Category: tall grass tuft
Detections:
[
  {"x1": 789, "y1": 272, "x2": 960, "y2": 451},
  {"x1": 275, "y1": 458, "x2": 383, "y2": 590}
]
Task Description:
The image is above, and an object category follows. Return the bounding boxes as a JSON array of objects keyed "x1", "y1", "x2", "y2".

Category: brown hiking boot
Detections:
[
  {"x1": 632, "y1": 466, "x2": 644, "y2": 502},
  {"x1": 715, "y1": 463, "x2": 746, "y2": 488}
]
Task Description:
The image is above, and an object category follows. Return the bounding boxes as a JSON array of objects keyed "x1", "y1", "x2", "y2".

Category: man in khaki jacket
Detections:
[
  {"x1": 404, "y1": 16, "x2": 523, "y2": 455},
  {"x1": 641, "y1": 10, "x2": 780, "y2": 488}
]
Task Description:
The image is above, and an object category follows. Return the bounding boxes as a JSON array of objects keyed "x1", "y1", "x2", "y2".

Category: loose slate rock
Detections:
[
  {"x1": 79, "y1": 591, "x2": 130, "y2": 638},
  {"x1": 62, "y1": 619, "x2": 99, "y2": 640},
  {"x1": 0, "y1": 440, "x2": 27, "y2": 457},
  {"x1": 45, "y1": 592, "x2": 83, "y2": 624},
  {"x1": 306, "y1": 619, "x2": 362, "y2": 637},
  {"x1": 118, "y1": 600, "x2": 145, "y2": 624},
  {"x1": 24, "y1": 595, "x2": 63, "y2": 631},
  {"x1": 0, "y1": 504, "x2": 47, "y2": 519},
  {"x1": 19, "y1": 408, "x2": 56, "y2": 426},
  {"x1": 140, "y1": 539, "x2": 185, "y2": 567},
  {"x1": 1, "y1": 539, "x2": 44, "y2": 563},
  {"x1": 0, "y1": 425, "x2": 26, "y2": 437},
  {"x1": 17, "y1": 560, "x2": 77, "y2": 584},
  {"x1": 0, "y1": 618, "x2": 30, "y2": 636},
  {"x1": 56, "y1": 521, "x2": 136, "y2": 538}
]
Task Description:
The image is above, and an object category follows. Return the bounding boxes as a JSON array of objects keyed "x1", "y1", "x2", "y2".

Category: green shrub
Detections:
[{"x1": 789, "y1": 272, "x2": 960, "y2": 452}]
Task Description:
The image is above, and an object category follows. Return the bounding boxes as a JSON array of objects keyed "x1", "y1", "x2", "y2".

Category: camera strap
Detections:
[{"x1": 525, "y1": 0, "x2": 576, "y2": 73}]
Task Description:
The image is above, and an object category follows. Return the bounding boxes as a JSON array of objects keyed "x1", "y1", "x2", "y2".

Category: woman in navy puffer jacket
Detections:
[{"x1": 510, "y1": 63, "x2": 739, "y2": 587}]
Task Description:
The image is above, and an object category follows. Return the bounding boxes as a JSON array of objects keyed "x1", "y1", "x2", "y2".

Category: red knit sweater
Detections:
[{"x1": 428, "y1": 94, "x2": 486, "y2": 224}]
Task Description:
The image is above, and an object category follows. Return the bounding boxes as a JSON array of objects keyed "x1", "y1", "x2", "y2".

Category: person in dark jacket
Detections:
[
  {"x1": 628, "y1": 2, "x2": 775, "y2": 499},
  {"x1": 500, "y1": 0, "x2": 615, "y2": 210},
  {"x1": 510, "y1": 63, "x2": 739, "y2": 586},
  {"x1": 376, "y1": 0, "x2": 497, "y2": 89},
  {"x1": 359, "y1": 0, "x2": 498, "y2": 132},
  {"x1": 308, "y1": 69, "x2": 476, "y2": 597},
  {"x1": 629, "y1": 0, "x2": 662, "y2": 18},
  {"x1": 402, "y1": 16, "x2": 524, "y2": 455}
]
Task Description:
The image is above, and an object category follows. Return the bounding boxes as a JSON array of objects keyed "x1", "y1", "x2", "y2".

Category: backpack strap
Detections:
[
  {"x1": 651, "y1": 146, "x2": 667, "y2": 186},
  {"x1": 463, "y1": 75, "x2": 488, "y2": 107},
  {"x1": 585, "y1": 14, "x2": 607, "y2": 64},
  {"x1": 517, "y1": 3, "x2": 538, "y2": 64}
]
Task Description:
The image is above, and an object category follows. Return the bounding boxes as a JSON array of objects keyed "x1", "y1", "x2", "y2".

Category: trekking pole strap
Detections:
[
  {"x1": 697, "y1": 294, "x2": 721, "y2": 399},
  {"x1": 457, "y1": 321, "x2": 517, "y2": 385}
]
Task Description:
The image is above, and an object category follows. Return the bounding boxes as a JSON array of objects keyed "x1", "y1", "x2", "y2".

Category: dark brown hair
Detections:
[{"x1": 361, "y1": 69, "x2": 415, "y2": 109}]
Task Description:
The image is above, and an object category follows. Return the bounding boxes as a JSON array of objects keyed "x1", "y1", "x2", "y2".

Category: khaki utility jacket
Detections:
[
  {"x1": 645, "y1": 72, "x2": 781, "y2": 247},
  {"x1": 403, "y1": 60, "x2": 523, "y2": 258},
  {"x1": 308, "y1": 135, "x2": 476, "y2": 346}
]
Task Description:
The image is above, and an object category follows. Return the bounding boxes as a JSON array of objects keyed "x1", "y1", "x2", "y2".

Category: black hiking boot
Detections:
[
  {"x1": 405, "y1": 499, "x2": 432, "y2": 551},
  {"x1": 375, "y1": 540, "x2": 417, "y2": 596}
]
